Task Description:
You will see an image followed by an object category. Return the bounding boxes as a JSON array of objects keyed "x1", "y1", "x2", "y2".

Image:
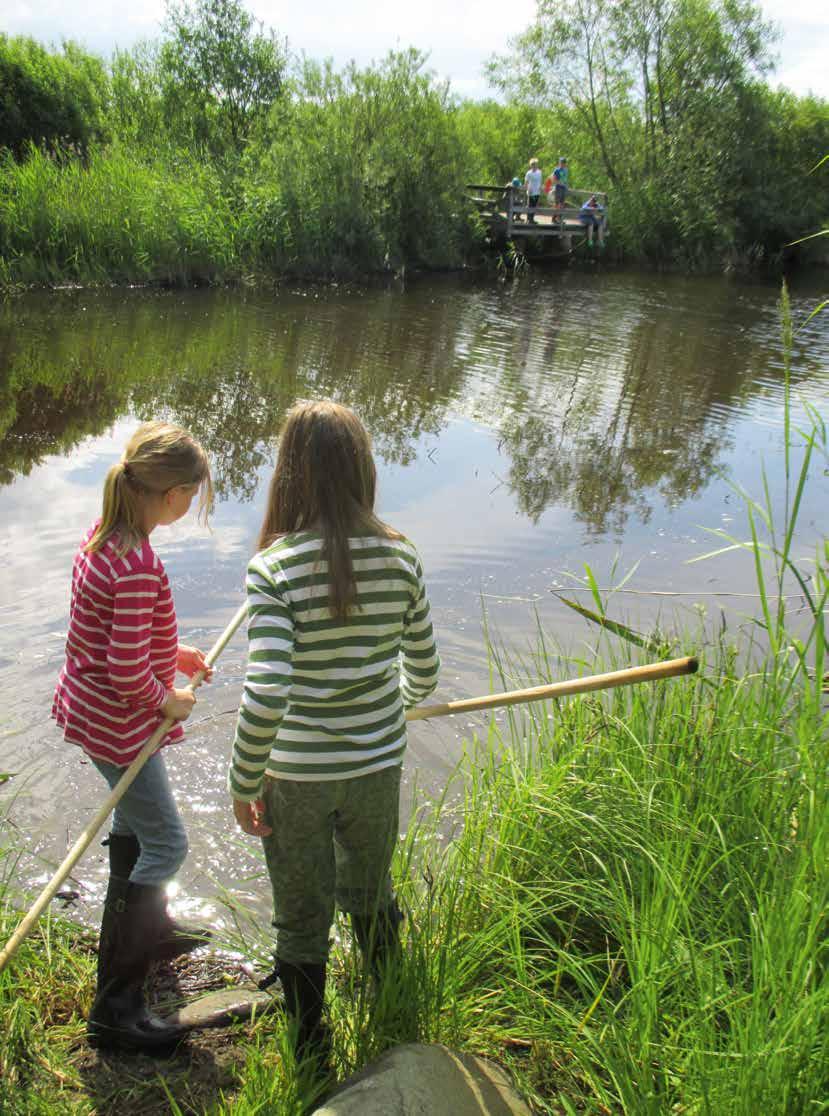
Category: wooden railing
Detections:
[
  {"x1": 465, "y1": 184, "x2": 609, "y2": 209},
  {"x1": 465, "y1": 183, "x2": 610, "y2": 239}
]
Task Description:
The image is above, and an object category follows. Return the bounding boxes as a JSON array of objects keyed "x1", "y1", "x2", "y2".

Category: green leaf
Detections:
[
  {"x1": 796, "y1": 300, "x2": 828, "y2": 331},
  {"x1": 686, "y1": 543, "x2": 743, "y2": 564},
  {"x1": 556, "y1": 594, "x2": 663, "y2": 653},
  {"x1": 583, "y1": 563, "x2": 604, "y2": 617}
]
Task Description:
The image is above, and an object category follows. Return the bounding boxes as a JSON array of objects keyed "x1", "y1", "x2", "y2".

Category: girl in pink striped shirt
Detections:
[{"x1": 53, "y1": 421, "x2": 214, "y2": 1053}]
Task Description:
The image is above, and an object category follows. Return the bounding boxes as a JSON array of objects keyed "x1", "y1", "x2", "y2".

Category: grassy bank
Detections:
[
  {"x1": 2, "y1": 19, "x2": 828, "y2": 289},
  {"x1": 0, "y1": 51, "x2": 476, "y2": 289},
  {"x1": 0, "y1": 147, "x2": 239, "y2": 288},
  {"x1": 2, "y1": 623, "x2": 826, "y2": 1114}
]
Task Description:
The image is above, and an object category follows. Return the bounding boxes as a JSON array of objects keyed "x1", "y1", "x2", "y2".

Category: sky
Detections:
[{"x1": 2, "y1": 0, "x2": 828, "y2": 101}]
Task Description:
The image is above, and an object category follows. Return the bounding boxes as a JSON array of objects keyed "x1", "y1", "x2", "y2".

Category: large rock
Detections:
[{"x1": 312, "y1": 1042, "x2": 531, "y2": 1116}]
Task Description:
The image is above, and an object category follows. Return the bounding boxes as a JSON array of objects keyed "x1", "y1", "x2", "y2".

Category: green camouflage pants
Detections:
[{"x1": 260, "y1": 764, "x2": 401, "y2": 965}]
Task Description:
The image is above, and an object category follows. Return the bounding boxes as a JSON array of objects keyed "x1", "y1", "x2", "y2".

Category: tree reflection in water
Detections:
[{"x1": 0, "y1": 277, "x2": 824, "y2": 537}]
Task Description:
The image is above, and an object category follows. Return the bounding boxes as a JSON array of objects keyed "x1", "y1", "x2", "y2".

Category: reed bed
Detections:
[
  {"x1": 0, "y1": 146, "x2": 238, "y2": 287},
  {"x1": 0, "y1": 53, "x2": 474, "y2": 290}
]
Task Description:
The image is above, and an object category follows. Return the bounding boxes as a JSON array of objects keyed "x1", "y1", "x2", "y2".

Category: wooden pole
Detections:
[
  {"x1": 0, "y1": 601, "x2": 248, "y2": 975},
  {"x1": 0, "y1": 638, "x2": 693, "y2": 972},
  {"x1": 406, "y1": 656, "x2": 697, "y2": 722}
]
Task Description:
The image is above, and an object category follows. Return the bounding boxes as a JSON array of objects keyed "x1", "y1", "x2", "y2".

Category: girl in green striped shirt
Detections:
[{"x1": 229, "y1": 400, "x2": 440, "y2": 1073}]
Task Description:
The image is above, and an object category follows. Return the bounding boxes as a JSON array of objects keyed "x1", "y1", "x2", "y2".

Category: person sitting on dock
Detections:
[
  {"x1": 524, "y1": 158, "x2": 542, "y2": 224},
  {"x1": 580, "y1": 194, "x2": 606, "y2": 246}
]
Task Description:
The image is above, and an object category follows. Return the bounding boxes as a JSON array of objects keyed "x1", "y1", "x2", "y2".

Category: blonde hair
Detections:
[
  {"x1": 258, "y1": 400, "x2": 400, "y2": 621},
  {"x1": 86, "y1": 421, "x2": 213, "y2": 556}
]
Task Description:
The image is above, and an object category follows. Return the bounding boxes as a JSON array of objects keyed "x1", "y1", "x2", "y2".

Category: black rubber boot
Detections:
[
  {"x1": 103, "y1": 834, "x2": 211, "y2": 960},
  {"x1": 87, "y1": 876, "x2": 187, "y2": 1053},
  {"x1": 351, "y1": 901, "x2": 403, "y2": 980},
  {"x1": 277, "y1": 960, "x2": 331, "y2": 1069},
  {"x1": 141, "y1": 883, "x2": 212, "y2": 961},
  {"x1": 102, "y1": 833, "x2": 141, "y2": 879}
]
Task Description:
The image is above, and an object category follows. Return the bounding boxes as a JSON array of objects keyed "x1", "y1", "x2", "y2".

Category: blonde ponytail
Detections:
[{"x1": 86, "y1": 421, "x2": 213, "y2": 557}]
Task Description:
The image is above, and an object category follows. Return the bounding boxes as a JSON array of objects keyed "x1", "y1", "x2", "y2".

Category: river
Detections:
[{"x1": 1, "y1": 268, "x2": 826, "y2": 935}]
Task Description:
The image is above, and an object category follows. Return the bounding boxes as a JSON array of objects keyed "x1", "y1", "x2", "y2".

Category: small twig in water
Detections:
[
  {"x1": 187, "y1": 708, "x2": 238, "y2": 729},
  {"x1": 489, "y1": 470, "x2": 506, "y2": 495}
]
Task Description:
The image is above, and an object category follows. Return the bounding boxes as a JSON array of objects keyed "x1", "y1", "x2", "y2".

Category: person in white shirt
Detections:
[{"x1": 524, "y1": 158, "x2": 543, "y2": 224}]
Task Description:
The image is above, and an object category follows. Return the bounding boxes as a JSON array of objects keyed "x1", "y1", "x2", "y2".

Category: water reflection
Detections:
[
  {"x1": 1, "y1": 275, "x2": 824, "y2": 538},
  {"x1": 0, "y1": 287, "x2": 469, "y2": 499}
]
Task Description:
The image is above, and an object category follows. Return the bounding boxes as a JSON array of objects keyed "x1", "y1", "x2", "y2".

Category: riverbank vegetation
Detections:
[
  {"x1": 2, "y1": 568, "x2": 826, "y2": 1113},
  {"x1": 1, "y1": 0, "x2": 828, "y2": 286},
  {"x1": 1, "y1": 296, "x2": 826, "y2": 1112}
]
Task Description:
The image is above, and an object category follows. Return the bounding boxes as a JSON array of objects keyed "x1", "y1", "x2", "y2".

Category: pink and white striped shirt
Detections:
[{"x1": 52, "y1": 524, "x2": 183, "y2": 766}]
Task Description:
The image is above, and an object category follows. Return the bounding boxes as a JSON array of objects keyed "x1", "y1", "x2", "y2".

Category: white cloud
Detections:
[{"x1": 1, "y1": 0, "x2": 826, "y2": 97}]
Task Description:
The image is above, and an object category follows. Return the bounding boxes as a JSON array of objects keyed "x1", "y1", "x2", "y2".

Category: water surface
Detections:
[{"x1": 1, "y1": 269, "x2": 826, "y2": 931}]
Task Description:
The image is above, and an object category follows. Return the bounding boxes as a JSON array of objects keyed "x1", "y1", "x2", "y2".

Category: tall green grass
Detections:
[
  {"x1": 0, "y1": 291, "x2": 825, "y2": 1112},
  {"x1": 0, "y1": 145, "x2": 239, "y2": 286},
  {"x1": 0, "y1": 52, "x2": 478, "y2": 288}
]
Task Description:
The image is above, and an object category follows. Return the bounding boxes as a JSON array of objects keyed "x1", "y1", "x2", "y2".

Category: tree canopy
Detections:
[
  {"x1": 0, "y1": 35, "x2": 110, "y2": 157},
  {"x1": 159, "y1": 0, "x2": 286, "y2": 153}
]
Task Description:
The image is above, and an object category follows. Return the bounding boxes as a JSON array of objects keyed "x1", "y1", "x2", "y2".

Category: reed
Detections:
[
  {"x1": 0, "y1": 145, "x2": 238, "y2": 286},
  {"x1": 0, "y1": 52, "x2": 475, "y2": 289}
]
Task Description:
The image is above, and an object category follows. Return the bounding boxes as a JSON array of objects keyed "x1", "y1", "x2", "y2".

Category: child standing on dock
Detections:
[
  {"x1": 552, "y1": 158, "x2": 569, "y2": 208},
  {"x1": 228, "y1": 399, "x2": 441, "y2": 1074},
  {"x1": 52, "y1": 421, "x2": 214, "y2": 1053},
  {"x1": 524, "y1": 157, "x2": 543, "y2": 223}
]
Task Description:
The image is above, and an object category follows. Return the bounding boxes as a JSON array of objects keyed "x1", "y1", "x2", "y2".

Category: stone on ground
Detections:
[
  {"x1": 312, "y1": 1042, "x2": 531, "y2": 1116},
  {"x1": 165, "y1": 988, "x2": 277, "y2": 1028}
]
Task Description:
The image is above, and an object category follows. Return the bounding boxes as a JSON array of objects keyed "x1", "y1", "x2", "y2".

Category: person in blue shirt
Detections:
[
  {"x1": 552, "y1": 158, "x2": 569, "y2": 209},
  {"x1": 580, "y1": 194, "x2": 606, "y2": 246}
]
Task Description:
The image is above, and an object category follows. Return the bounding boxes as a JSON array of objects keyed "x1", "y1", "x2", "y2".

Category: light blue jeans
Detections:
[{"x1": 92, "y1": 752, "x2": 188, "y2": 886}]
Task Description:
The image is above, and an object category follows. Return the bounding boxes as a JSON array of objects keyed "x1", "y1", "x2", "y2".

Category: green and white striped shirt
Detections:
[{"x1": 229, "y1": 530, "x2": 440, "y2": 799}]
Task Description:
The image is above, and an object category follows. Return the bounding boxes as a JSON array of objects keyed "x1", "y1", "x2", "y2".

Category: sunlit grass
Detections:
[
  {"x1": 0, "y1": 52, "x2": 474, "y2": 292},
  {"x1": 0, "y1": 145, "x2": 239, "y2": 287},
  {"x1": 6, "y1": 609, "x2": 822, "y2": 1115}
]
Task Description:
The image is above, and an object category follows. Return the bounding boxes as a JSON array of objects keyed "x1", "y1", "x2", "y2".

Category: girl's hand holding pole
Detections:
[
  {"x1": 165, "y1": 643, "x2": 214, "y2": 722},
  {"x1": 233, "y1": 797, "x2": 273, "y2": 837},
  {"x1": 177, "y1": 643, "x2": 214, "y2": 681},
  {"x1": 161, "y1": 688, "x2": 197, "y2": 720}
]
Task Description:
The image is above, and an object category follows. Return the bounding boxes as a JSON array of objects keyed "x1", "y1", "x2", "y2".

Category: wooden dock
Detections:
[{"x1": 465, "y1": 184, "x2": 609, "y2": 248}]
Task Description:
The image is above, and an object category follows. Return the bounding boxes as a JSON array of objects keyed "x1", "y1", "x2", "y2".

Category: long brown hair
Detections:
[
  {"x1": 259, "y1": 400, "x2": 399, "y2": 620},
  {"x1": 86, "y1": 421, "x2": 213, "y2": 556}
]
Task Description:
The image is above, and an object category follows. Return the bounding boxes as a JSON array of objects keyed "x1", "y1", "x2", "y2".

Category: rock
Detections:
[
  {"x1": 312, "y1": 1042, "x2": 531, "y2": 1116},
  {"x1": 165, "y1": 988, "x2": 278, "y2": 1029}
]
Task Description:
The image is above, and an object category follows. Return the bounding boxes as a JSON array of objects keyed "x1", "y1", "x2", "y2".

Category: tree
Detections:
[
  {"x1": 110, "y1": 42, "x2": 167, "y2": 147},
  {"x1": 486, "y1": 0, "x2": 785, "y2": 260},
  {"x1": 159, "y1": 0, "x2": 286, "y2": 154},
  {"x1": 454, "y1": 101, "x2": 547, "y2": 185},
  {"x1": 0, "y1": 35, "x2": 110, "y2": 158}
]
